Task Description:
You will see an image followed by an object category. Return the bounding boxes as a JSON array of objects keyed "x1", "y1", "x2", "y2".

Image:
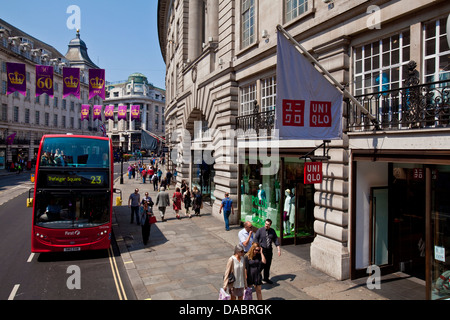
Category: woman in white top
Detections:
[{"x1": 223, "y1": 244, "x2": 247, "y2": 300}]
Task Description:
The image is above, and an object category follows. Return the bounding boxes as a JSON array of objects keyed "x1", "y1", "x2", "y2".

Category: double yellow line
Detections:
[{"x1": 108, "y1": 246, "x2": 127, "y2": 300}]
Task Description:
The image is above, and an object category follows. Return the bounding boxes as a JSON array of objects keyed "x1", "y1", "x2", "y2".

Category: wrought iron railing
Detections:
[
  {"x1": 236, "y1": 109, "x2": 275, "y2": 137},
  {"x1": 346, "y1": 79, "x2": 450, "y2": 132}
]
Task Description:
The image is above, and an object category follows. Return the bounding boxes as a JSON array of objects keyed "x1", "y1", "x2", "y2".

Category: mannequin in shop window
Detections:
[
  {"x1": 289, "y1": 189, "x2": 295, "y2": 234},
  {"x1": 258, "y1": 184, "x2": 266, "y2": 205},
  {"x1": 283, "y1": 189, "x2": 293, "y2": 235}
]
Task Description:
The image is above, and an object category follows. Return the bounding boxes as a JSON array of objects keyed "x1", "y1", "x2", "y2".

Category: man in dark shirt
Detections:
[{"x1": 254, "y1": 218, "x2": 281, "y2": 284}]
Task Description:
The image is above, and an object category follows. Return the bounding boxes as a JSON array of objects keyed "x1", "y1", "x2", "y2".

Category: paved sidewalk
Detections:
[{"x1": 112, "y1": 166, "x2": 392, "y2": 301}]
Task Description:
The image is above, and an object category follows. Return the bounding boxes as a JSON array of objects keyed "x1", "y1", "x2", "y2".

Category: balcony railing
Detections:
[
  {"x1": 236, "y1": 109, "x2": 275, "y2": 137},
  {"x1": 346, "y1": 79, "x2": 450, "y2": 132}
]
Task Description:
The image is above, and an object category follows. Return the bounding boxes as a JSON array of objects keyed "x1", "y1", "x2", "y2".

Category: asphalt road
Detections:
[{"x1": 0, "y1": 171, "x2": 136, "y2": 300}]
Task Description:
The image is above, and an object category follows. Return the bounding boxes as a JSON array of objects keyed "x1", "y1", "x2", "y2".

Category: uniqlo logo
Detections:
[
  {"x1": 310, "y1": 101, "x2": 332, "y2": 127},
  {"x1": 282, "y1": 99, "x2": 304, "y2": 127}
]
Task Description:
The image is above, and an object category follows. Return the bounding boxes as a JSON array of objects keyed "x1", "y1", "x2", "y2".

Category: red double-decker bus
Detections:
[{"x1": 31, "y1": 134, "x2": 113, "y2": 253}]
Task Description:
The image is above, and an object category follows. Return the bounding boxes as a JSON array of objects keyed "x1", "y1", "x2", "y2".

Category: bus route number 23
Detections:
[{"x1": 90, "y1": 176, "x2": 103, "y2": 185}]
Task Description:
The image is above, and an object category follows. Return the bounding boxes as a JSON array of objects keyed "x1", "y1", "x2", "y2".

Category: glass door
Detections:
[
  {"x1": 370, "y1": 187, "x2": 390, "y2": 266},
  {"x1": 430, "y1": 165, "x2": 450, "y2": 300},
  {"x1": 283, "y1": 158, "x2": 314, "y2": 244}
]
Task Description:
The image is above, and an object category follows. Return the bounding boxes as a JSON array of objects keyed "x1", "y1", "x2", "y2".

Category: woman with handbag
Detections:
[
  {"x1": 140, "y1": 196, "x2": 155, "y2": 245},
  {"x1": 172, "y1": 187, "x2": 183, "y2": 219},
  {"x1": 223, "y1": 244, "x2": 247, "y2": 300},
  {"x1": 244, "y1": 242, "x2": 266, "y2": 300},
  {"x1": 192, "y1": 186, "x2": 203, "y2": 216},
  {"x1": 183, "y1": 187, "x2": 192, "y2": 218}
]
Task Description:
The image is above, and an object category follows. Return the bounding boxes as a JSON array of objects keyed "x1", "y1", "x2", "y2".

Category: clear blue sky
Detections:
[{"x1": 1, "y1": 0, "x2": 166, "y2": 89}]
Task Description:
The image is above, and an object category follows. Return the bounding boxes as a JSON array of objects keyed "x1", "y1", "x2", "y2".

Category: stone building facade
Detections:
[
  {"x1": 0, "y1": 19, "x2": 102, "y2": 169},
  {"x1": 157, "y1": 0, "x2": 450, "y2": 298},
  {"x1": 105, "y1": 73, "x2": 166, "y2": 153}
]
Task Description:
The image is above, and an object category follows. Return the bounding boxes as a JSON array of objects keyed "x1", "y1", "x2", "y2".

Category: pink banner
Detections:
[
  {"x1": 63, "y1": 67, "x2": 80, "y2": 99},
  {"x1": 104, "y1": 105, "x2": 114, "y2": 120},
  {"x1": 118, "y1": 105, "x2": 127, "y2": 121},
  {"x1": 131, "y1": 105, "x2": 140, "y2": 121},
  {"x1": 7, "y1": 62, "x2": 26, "y2": 96},
  {"x1": 35, "y1": 65, "x2": 54, "y2": 97},
  {"x1": 93, "y1": 105, "x2": 102, "y2": 121},
  {"x1": 89, "y1": 68, "x2": 105, "y2": 100},
  {"x1": 81, "y1": 104, "x2": 90, "y2": 121},
  {"x1": 6, "y1": 132, "x2": 16, "y2": 145}
]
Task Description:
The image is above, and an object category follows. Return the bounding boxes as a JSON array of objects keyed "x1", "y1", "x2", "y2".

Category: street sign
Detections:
[{"x1": 304, "y1": 162, "x2": 323, "y2": 184}]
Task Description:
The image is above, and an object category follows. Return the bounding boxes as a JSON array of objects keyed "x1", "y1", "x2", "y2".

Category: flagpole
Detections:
[{"x1": 276, "y1": 24, "x2": 379, "y2": 129}]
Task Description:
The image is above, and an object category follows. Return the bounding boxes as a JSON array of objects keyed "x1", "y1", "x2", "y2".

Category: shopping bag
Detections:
[
  {"x1": 218, "y1": 288, "x2": 230, "y2": 300},
  {"x1": 149, "y1": 215, "x2": 157, "y2": 224},
  {"x1": 244, "y1": 287, "x2": 253, "y2": 300}
]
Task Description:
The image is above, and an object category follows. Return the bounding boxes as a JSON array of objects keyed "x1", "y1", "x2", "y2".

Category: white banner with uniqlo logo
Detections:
[{"x1": 275, "y1": 32, "x2": 343, "y2": 140}]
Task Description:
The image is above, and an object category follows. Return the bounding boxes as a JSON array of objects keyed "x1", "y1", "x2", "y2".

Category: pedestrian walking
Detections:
[
  {"x1": 155, "y1": 186, "x2": 170, "y2": 221},
  {"x1": 142, "y1": 191, "x2": 151, "y2": 204},
  {"x1": 166, "y1": 170, "x2": 172, "y2": 186},
  {"x1": 151, "y1": 173, "x2": 159, "y2": 191},
  {"x1": 160, "y1": 177, "x2": 168, "y2": 191},
  {"x1": 192, "y1": 186, "x2": 202, "y2": 216},
  {"x1": 244, "y1": 242, "x2": 266, "y2": 300},
  {"x1": 132, "y1": 164, "x2": 136, "y2": 179},
  {"x1": 142, "y1": 167, "x2": 147, "y2": 183},
  {"x1": 183, "y1": 186, "x2": 192, "y2": 218},
  {"x1": 181, "y1": 179, "x2": 188, "y2": 195},
  {"x1": 223, "y1": 244, "x2": 247, "y2": 300},
  {"x1": 157, "y1": 168, "x2": 162, "y2": 183},
  {"x1": 238, "y1": 221, "x2": 254, "y2": 253},
  {"x1": 128, "y1": 188, "x2": 141, "y2": 225},
  {"x1": 147, "y1": 166, "x2": 154, "y2": 178},
  {"x1": 254, "y1": 218, "x2": 281, "y2": 284},
  {"x1": 140, "y1": 195, "x2": 154, "y2": 245},
  {"x1": 219, "y1": 192, "x2": 234, "y2": 231},
  {"x1": 127, "y1": 164, "x2": 133, "y2": 179},
  {"x1": 172, "y1": 187, "x2": 182, "y2": 219}
]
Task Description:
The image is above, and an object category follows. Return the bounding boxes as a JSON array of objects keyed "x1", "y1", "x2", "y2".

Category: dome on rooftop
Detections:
[{"x1": 128, "y1": 72, "x2": 148, "y2": 84}]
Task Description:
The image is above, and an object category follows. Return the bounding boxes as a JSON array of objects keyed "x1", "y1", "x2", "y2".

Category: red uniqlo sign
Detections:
[
  {"x1": 282, "y1": 99, "x2": 305, "y2": 127},
  {"x1": 304, "y1": 162, "x2": 323, "y2": 184},
  {"x1": 310, "y1": 101, "x2": 332, "y2": 127}
]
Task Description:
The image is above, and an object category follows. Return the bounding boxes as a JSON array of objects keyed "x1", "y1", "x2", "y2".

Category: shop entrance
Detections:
[
  {"x1": 368, "y1": 164, "x2": 427, "y2": 280},
  {"x1": 390, "y1": 164, "x2": 426, "y2": 280},
  {"x1": 239, "y1": 156, "x2": 315, "y2": 245},
  {"x1": 282, "y1": 158, "x2": 315, "y2": 245},
  {"x1": 353, "y1": 157, "x2": 450, "y2": 299},
  {"x1": 191, "y1": 153, "x2": 215, "y2": 204}
]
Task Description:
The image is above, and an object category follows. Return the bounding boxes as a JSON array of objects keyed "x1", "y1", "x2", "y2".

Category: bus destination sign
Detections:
[{"x1": 45, "y1": 173, "x2": 106, "y2": 187}]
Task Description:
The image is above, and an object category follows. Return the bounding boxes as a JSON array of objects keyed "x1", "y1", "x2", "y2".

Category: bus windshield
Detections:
[
  {"x1": 39, "y1": 137, "x2": 110, "y2": 168},
  {"x1": 34, "y1": 191, "x2": 110, "y2": 229}
]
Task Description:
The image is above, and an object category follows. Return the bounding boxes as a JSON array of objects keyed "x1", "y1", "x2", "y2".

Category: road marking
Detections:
[
  {"x1": 108, "y1": 246, "x2": 127, "y2": 300},
  {"x1": 8, "y1": 284, "x2": 20, "y2": 300},
  {"x1": 27, "y1": 253, "x2": 35, "y2": 263}
]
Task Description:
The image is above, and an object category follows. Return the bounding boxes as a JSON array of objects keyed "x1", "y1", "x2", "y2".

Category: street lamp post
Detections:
[{"x1": 119, "y1": 146, "x2": 124, "y2": 184}]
